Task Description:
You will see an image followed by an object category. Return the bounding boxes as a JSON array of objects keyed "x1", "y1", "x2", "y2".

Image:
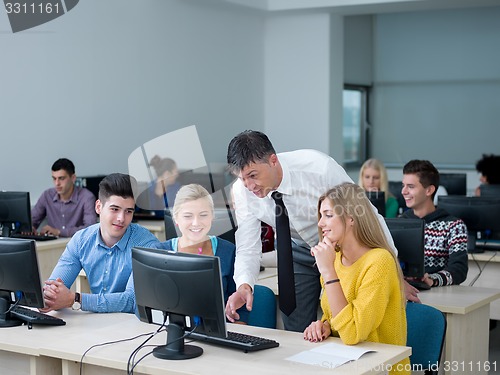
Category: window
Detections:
[{"x1": 343, "y1": 85, "x2": 370, "y2": 167}]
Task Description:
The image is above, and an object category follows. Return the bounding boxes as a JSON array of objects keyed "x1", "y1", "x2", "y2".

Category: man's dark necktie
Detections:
[{"x1": 271, "y1": 191, "x2": 296, "y2": 316}]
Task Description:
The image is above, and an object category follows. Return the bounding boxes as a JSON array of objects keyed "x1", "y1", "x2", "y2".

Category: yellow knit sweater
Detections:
[{"x1": 321, "y1": 248, "x2": 410, "y2": 375}]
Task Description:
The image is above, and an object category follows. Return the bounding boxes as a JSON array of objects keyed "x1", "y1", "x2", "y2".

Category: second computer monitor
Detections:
[
  {"x1": 0, "y1": 238, "x2": 44, "y2": 327},
  {"x1": 0, "y1": 191, "x2": 32, "y2": 237},
  {"x1": 438, "y1": 195, "x2": 500, "y2": 252},
  {"x1": 439, "y1": 173, "x2": 467, "y2": 196},
  {"x1": 385, "y1": 218, "x2": 425, "y2": 279},
  {"x1": 479, "y1": 184, "x2": 500, "y2": 197},
  {"x1": 365, "y1": 191, "x2": 386, "y2": 217}
]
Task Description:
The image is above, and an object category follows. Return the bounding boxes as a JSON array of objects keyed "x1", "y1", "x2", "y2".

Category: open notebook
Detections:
[{"x1": 286, "y1": 342, "x2": 375, "y2": 368}]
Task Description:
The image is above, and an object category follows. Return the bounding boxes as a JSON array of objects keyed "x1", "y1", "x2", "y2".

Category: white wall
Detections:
[
  {"x1": 0, "y1": 0, "x2": 265, "y2": 200},
  {"x1": 371, "y1": 7, "x2": 500, "y2": 167},
  {"x1": 344, "y1": 15, "x2": 373, "y2": 86},
  {"x1": 3, "y1": 0, "x2": 499, "y2": 202},
  {"x1": 264, "y1": 12, "x2": 333, "y2": 155}
]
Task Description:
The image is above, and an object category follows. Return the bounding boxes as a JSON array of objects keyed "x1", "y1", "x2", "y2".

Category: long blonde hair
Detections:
[
  {"x1": 318, "y1": 182, "x2": 405, "y2": 300},
  {"x1": 358, "y1": 158, "x2": 393, "y2": 202}
]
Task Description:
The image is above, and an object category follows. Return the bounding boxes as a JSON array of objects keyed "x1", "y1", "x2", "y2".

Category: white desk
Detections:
[
  {"x1": 0, "y1": 311, "x2": 410, "y2": 375},
  {"x1": 258, "y1": 266, "x2": 278, "y2": 281},
  {"x1": 466, "y1": 250, "x2": 500, "y2": 319},
  {"x1": 136, "y1": 220, "x2": 166, "y2": 241},
  {"x1": 419, "y1": 285, "x2": 500, "y2": 375},
  {"x1": 258, "y1": 274, "x2": 500, "y2": 375}
]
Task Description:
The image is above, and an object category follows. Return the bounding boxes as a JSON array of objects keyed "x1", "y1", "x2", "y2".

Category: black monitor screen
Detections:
[
  {"x1": 388, "y1": 181, "x2": 406, "y2": 213},
  {"x1": 385, "y1": 218, "x2": 425, "y2": 278},
  {"x1": 439, "y1": 173, "x2": 467, "y2": 196},
  {"x1": 438, "y1": 195, "x2": 500, "y2": 252},
  {"x1": 132, "y1": 246, "x2": 226, "y2": 360},
  {"x1": 480, "y1": 184, "x2": 500, "y2": 197},
  {"x1": 0, "y1": 238, "x2": 44, "y2": 327},
  {"x1": 0, "y1": 191, "x2": 32, "y2": 237},
  {"x1": 366, "y1": 191, "x2": 386, "y2": 217}
]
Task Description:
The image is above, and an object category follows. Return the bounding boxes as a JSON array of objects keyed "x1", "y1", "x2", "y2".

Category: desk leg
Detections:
[
  {"x1": 30, "y1": 356, "x2": 61, "y2": 375},
  {"x1": 442, "y1": 304, "x2": 490, "y2": 375}
]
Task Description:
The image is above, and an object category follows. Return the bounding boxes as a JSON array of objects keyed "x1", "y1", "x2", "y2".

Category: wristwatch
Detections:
[{"x1": 72, "y1": 292, "x2": 81, "y2": 310}]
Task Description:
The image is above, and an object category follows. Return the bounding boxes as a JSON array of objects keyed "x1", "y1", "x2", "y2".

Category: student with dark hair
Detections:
[
  {"x1": 41, "y1": 173, "x2": 160, "y2": 314},
  {"x1": 224, "y1": 130, "x2": 399, "y2": 332},
  {"x1": 475, "y1": 154, "x2": 500, "y2": 196},
  {"x1": 31, "y1": 158, "x2": 97, "y2": 237},
  {"x1": 401, "y1": 160, "x2": 468, "y2": 288}
]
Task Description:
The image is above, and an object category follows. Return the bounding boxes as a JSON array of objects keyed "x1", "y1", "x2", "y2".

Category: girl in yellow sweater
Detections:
[{"x1": 303, "y1": 182, "x2": 410, "y2": 375}]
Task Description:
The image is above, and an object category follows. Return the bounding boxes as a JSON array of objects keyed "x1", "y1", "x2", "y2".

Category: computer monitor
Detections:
[
  {"x1": 388, "y1": 181, "x2": 406, "y2": 213},
  {"x1": 439, "y1": 173, "x2": 467, "y2": 196},
  {"x1": 479, "y1": 184, "x2": 500, "y2": 197},
  {"x1": 0, "y1": 238, "x2": 44, "y2": 327},
  {"x1": 75, "y1": 175, "x2": 105, "y2": 199},
  {"x1": 385, "y1": 218, "x2": 425, "y2": 279},
  {"x1": 438, "y1": 196, "x2": 500, "y2": 253},
  {"x1": 0, "y1": 191, "x2": 32, "y2": 237},
  {"x1": 132, "y1": 247, "x2": 226, "y2": 360},
  {"x1": 365, "y1": 191, "x2": 386, "y2": 217}
]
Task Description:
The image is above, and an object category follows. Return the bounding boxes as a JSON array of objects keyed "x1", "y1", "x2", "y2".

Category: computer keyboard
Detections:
[
  {"x1": 475, "y1": 240, "x2": 500, "y2": 251},
  {"x1": 10, "y1": 232, "x2": 58, "y2": 241},
  {"x1": 189, "y1": 331, "x2": 279, "y2": 352},
  {"x1": 10, "y1": 306, "x2": 66, "y2": 326}
]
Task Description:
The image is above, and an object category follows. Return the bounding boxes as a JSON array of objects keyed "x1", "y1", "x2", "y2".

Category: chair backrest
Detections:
[
  {"x1": 163, "y1": 210, "x2": 178, "y2": 240},
  {"x1": 406, "y1": 302, "x2": 446, "y2": 374},
  {"x1": 247, "y1": 285, "x2": 277, "y2": 329}
]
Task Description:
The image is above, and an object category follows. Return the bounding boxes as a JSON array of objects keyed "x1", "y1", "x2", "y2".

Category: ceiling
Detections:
[{"x1": 223, "y1": 0, "x2": 500, "y2": 15}]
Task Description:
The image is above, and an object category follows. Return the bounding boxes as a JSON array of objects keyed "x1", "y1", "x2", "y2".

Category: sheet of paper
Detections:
[{"x1": 286, "y1": 342, "x2": 375, "y2": 368}]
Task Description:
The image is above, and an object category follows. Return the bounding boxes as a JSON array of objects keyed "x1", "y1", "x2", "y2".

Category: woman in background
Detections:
[
  {"x1": 303, "y1": 183, "x2": 409, "y2": 374},
  {"x1": 358, "y1": 158, "x2": 399, "y2": 218},
  {"x1": 135, "y1": 155, "x2": 181, "y2": 218}
]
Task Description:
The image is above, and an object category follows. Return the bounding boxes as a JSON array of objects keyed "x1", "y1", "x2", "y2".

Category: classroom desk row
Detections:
[
  {"x1": 257, "y1": 269, "x2": 500, "y2": 375},
  {"x1": 0, "y1": 311, "x2": 410, "y2": 375},
  {"x1": 466, "y1": 250, "x2": 500, "y2": 319}
]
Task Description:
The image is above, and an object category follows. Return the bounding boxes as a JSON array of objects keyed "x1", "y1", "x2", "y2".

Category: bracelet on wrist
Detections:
[{"x1": 324, "y1": 278, "x2": 340, "y2": 286}]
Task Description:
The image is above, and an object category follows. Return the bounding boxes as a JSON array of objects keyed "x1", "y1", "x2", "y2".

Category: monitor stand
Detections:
[
  {"x1": 153, "y1": 316, "x2": 203, "y2": 360},
  {"x1": 468, "y1": 232, "x2": 484, "y2": 254},
  {"x1": 0, "y1": 297, "x2": 23, "y2": 328}
]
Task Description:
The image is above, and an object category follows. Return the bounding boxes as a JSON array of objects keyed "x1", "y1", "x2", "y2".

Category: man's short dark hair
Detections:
[
  {"x1": 226, "y1": 130, "x2": 276, "y2": 174},
  {"x1": 98, "y1": 173, "x2": 137, "y2": 203},
  {"x1": 403, "y1": 160, "x2": 440, "y2": 199},
  {"x1": 52, "y1": 158, "x2": 75, "y2": 175},
  {"x1": 476, "y1": 154, "x2": 500, "y2": 185}
]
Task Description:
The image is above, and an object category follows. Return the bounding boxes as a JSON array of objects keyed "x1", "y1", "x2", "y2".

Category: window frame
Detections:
[{"x1": 342, "y1": 84, "x2": 371, "y2": 168}]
